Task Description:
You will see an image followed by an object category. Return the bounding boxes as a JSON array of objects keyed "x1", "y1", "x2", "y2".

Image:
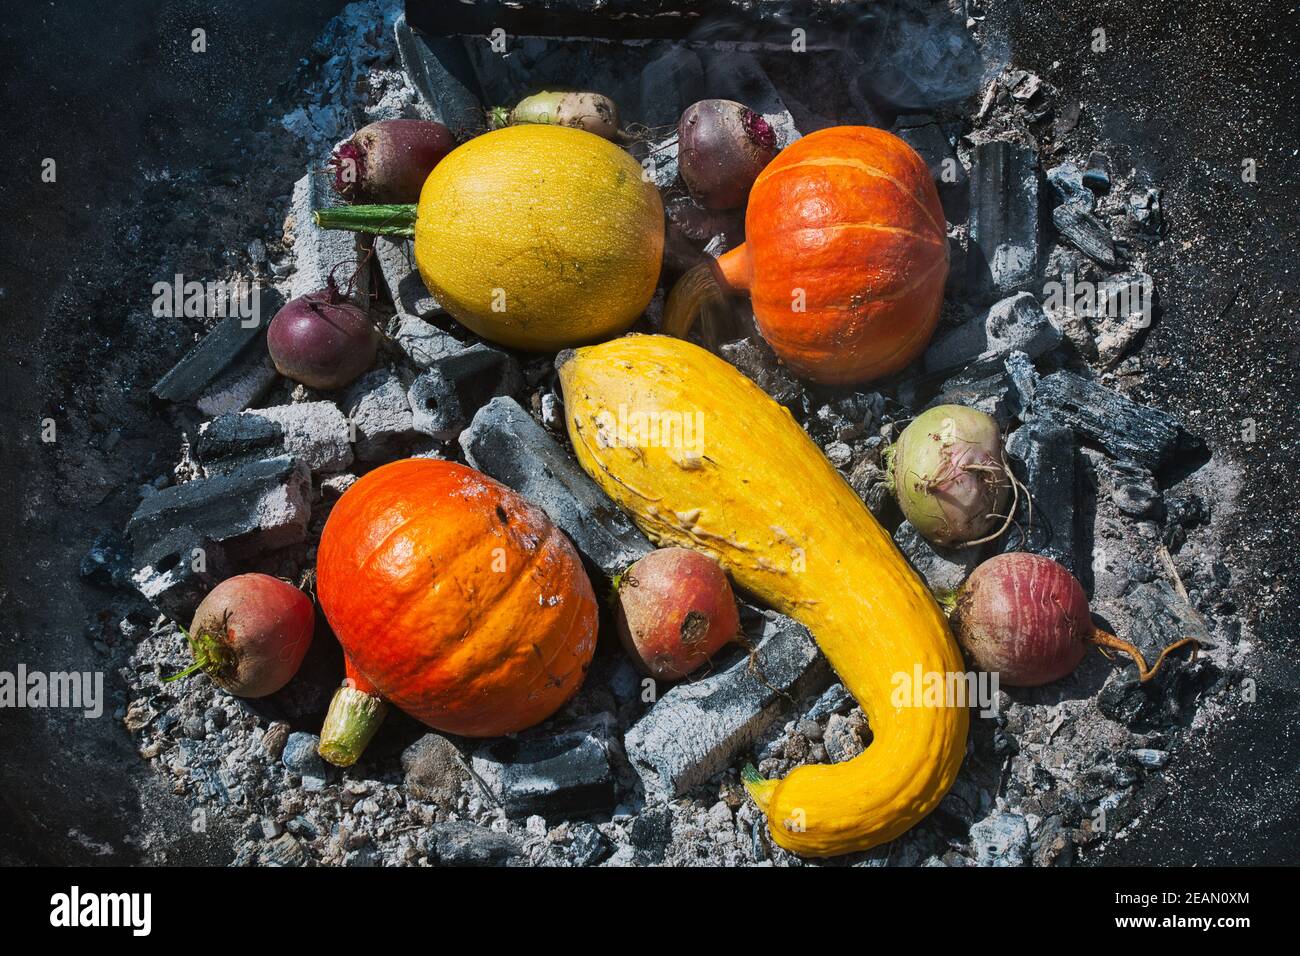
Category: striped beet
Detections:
[{"x1": 951, "y1": 552, "x2": 1199, "y2": 687}]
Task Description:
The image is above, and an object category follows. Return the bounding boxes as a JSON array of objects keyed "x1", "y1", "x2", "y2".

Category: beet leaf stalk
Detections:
[{"x1": 314, "y1": 204, "x2": 417, "y2": 238}]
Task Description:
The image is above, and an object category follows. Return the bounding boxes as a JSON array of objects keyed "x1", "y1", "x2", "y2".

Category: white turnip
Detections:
[
  {"x1": 890, "y1": 404, "x2": 1018, "y2": 547},
  {"x1": 497, "y1": 91, "x2": 620, "y2": 141}
]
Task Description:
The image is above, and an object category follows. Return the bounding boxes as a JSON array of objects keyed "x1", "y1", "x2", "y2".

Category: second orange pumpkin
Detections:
[
  {"x1": 317, "y1": 458, "x2": 597, "y2": 742},
  {"x1": 715, "y1": 126, "x2": 949, "y2": 385}
]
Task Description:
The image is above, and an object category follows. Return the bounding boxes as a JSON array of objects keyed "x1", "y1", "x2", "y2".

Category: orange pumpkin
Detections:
[
  {"x1": 315, "y1": 458, "x2": 597, "y2": 765},
  {"x1": 667, "y1": 126, "x2": 948, "y2": 385}
]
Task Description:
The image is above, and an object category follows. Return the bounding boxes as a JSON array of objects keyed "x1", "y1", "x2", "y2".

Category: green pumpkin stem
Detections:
[{"x1": 318, "y1": 683, "x2": 389, "y2": 767}]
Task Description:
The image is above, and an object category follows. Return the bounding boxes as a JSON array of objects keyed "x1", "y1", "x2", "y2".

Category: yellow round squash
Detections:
[{"x1": 412, "y1": 125, "x2": 664, "y2": 350}]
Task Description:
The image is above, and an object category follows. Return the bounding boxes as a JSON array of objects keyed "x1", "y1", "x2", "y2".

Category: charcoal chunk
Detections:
[
  {"x1": 195, "y1": 413, "x2": 283, "y2": 469},
  {"x1": 718, "y1": 335, "x2": 805, "y2": 411},
  {"x1": 1107, "y1": 459, "x2": 1164, "y2": 520},
  {"x1": 345, "y1": 369, "x2": 419, "y2": 462},
  {"x1": 1051, "y1": 202, "x2": 1120, "y2": 267},
  {"x1": 288, "y1": 172, "x2": 367, "y2": 302},
  {"x1": 388, "y1": 313, "x2": 463, "y2": 370},
  {"x1": 1000, "y1": 421, "x2": 1079, "y2": 572},
  {"x1": 967, "y1": 140, "x2": 1041, "y2": 301},
  {"x1": 130, "y1": 529, "x2": 232, "y2": 623},
  {"x1": 894, "y1": 521, "x2": 985, "y2": 593},
  {"x1": 1047, "y1": 162, "x2": 1094, "y2": 211},
  {"x1": 393, "y1": 13, "x2": 483, "y2": 131},
  {"x1": 1083, "y1": 151, "x2": 1111, "y2": 193},
  {"x1": 894, "y1": 116, "x2": 968, "y2": 222},
  {"x1": 433, "y1": 822, "x2": 523, "y2": 867},
  {"x1": 1013, "y1": 367, "x2": 1183, "y2": 470},
  {"x1": 623, "y1": 609, "x2": 830, "y2": 799},
  {"x1": 199, "y1": 403, "x2": 352, "y2": 475},
  {"x1": 374, "y1": 237, "x2": 440, "y2": 319},
  {"x1": 152, "y1": 305, "x2": 279, "y2": 417},
  {"x1": 127, "y1": 455, "x2": 312, "y2": 567},
  {"x1": 923, "y1": 292, "x2": 1062, "y2": 378},
  {"x1": 471, "y1": 718, "x2": 616, "y2": 818},
  {"x1": 639, "y1": 45, "x2": 704, "y2": 129},
  {"x1": 460, "y1": 397, "x2": 651, "y2": 579},
  {"x1": 80, "y1": 529, "x2": 134, "y2": 590},
  {"x1": 409, "y1": 344, "x2": 524, "y2": 441}
]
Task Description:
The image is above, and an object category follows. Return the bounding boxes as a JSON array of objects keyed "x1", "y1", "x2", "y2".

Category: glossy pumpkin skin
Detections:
[
  {"x1": 558, "y1": 336, "x2": 968, "y2": 857},
  {"x1": 716, "y1": 126, "x2": 949, "y2": 385},
  {"x1": 316, "y1": 458, "x2": 598, "y2": 737}
]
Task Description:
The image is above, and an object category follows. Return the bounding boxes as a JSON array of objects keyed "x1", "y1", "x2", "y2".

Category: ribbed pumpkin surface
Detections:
[
  {"x1": 317, "y1": 459, "x2": 597, "y2": 737},
  {"x1": 731, "y1": 126, "x2": 948, "y2": 384},
  {"x1": 413, "y1": 124, "x2": 664, "y2": 351}
]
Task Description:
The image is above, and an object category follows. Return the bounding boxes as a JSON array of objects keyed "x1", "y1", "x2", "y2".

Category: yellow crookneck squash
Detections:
[{"x1": 557, "y1": 335, "x2": 968, "y2": 857}]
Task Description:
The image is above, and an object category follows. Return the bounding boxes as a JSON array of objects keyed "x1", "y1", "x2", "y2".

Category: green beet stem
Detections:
[{"x1": 314, "y1": 204, "x2": 418, "y2": 238}]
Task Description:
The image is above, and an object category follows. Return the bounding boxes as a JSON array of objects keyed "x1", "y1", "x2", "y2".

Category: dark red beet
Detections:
[
  {"x1": 329, "y1": 119, "x2": 455, "y2": 204},
  {"x1": 678, "y1": 99, "x2": 779, "y2": 210},
  {"x1": 951, "y1": 553, "x2": 1199, "y2": 687},
  {"x1": 267, "y1": 288, "x2": 377, "y2": 390},
  {"x1": 615, "y1": 548, "x2": 740, "y2": 680}
]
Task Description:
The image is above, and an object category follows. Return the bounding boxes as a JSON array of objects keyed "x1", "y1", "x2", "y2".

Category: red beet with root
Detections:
[
  {"x1": 267, "y1": 286, "x2": 378, "y2": 390},
  {"x1": 950, "y1": 552, "x2": 1198, "y2": 686},
  {"x1": 615, "y1": 547, "x2": 740, "y2": 680},
  {"x1": 329, "y1": 119, "x2": 455, "y2": 204},
  {"x1": 172, "y1": 574, "x2": 315, "y2": 698}
]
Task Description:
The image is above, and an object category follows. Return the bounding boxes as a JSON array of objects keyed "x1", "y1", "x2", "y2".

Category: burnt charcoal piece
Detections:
[
  {"x1": 471, "y1": 719, "x2": 616, "y2": 818},
  {"x1": 408, "y1": 344, "x2": 525, "y2": 441},
  {"x1": 130, "y1": 529, "x2": 232, "y2": 624},
  {"x1": 79, "y1": 529, "x2": 135, "y2": 590},
  {"x1": 393, "y1": 13, "x2": 483, "y2": 132},
  {"x1": 288, "y1": 172, "x2": 367, "y2": 303},
  {"x1": 1015, "y1": 369, "x2": 1184, "y2": 470},
  {"x1": 1047, "y1": 162, "x2": 1094, "y2": 211},
  {"x1": 923, "y1": 292, "x2": 1062, "y2": 378},
  {"x1": 152, "y1": 299, "x2": 279, "y2": 413},
  {"x1": 623, "y1": 608, "x2": 830, "y2": 799},
  {"x1": 346, "y1": 369, "x2": 419, "y2": 463},
  {"x1": 894, "y1": 520, "x2": 986, "y2": 593},
  {"x1": 1052, "y1": 202, "x2": 1120, "y2": 267},
  {"x1": 127, "y1": 455, "x2": 311, "y2": 566},
  {"x1": 459, "y1": 396, "x2": 651, "y2": 580},
  {"x1": 407, "y1": 0, "x2": 859, "y2": 43},
  {"x1": 374, "y1": 237, "x2": 441, "y2": 319},
  {"x1": 894, "y1": 116, "x2": 969, "y2": 223},
  {"x1": 388, "y1": 313, "x2": 464, "y2": 370},
  {"x1": 432, "y1": 822, "x2": 523, "y2": 866},
  {"x1": 198, "y1": 403, "x2": 352, "y2": 476},
  {"x1": 1083, "y1": 151, "x2": 1111, "y2": 193},
  {"x1": 967, "y1": 140, "x2": 1041, "y2": 302},
  {"x1": 999, "y1": 421, "x2": 1079, "y2": 573}
]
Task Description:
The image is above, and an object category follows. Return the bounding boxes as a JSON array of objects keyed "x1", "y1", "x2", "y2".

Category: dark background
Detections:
[{"x1": 0, "y1": 1, "x2": 1296, "y2": 865}]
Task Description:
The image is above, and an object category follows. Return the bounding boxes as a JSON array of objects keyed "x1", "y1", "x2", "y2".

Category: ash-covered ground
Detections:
[{"x1": 1, "y1": 0, "x2": 1296, "y2": 866}]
